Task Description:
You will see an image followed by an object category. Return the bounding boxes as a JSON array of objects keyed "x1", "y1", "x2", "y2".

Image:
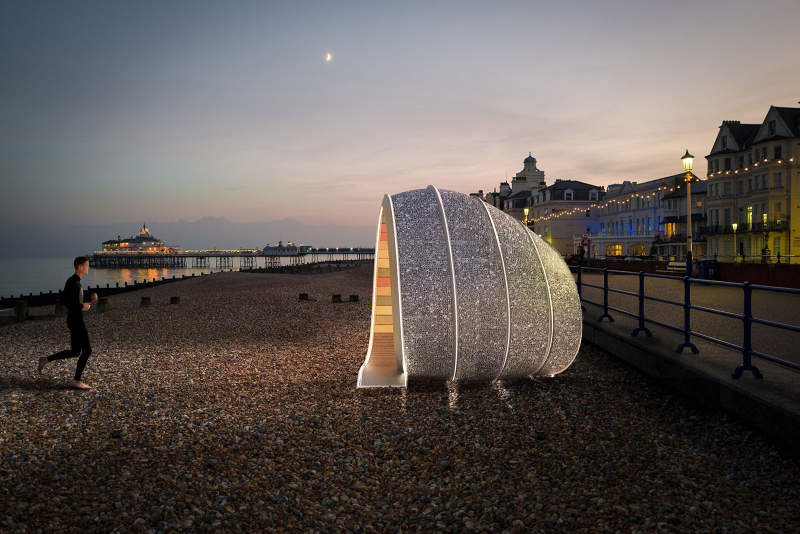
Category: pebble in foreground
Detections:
[
  {"x1": 358, "y1": 186, "x2": 582, "y2": 388},
  {"x1": 1, "y1": 268, "x2": 798, "y2": 532}
]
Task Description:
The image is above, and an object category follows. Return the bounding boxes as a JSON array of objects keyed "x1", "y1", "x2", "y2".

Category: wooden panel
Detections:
[
  {"x1": 375, "y1": 296, "x2": 393, "y2": 306},
  {"x1": 366, "y1": 217, "x2": 398, "y2": 372}
]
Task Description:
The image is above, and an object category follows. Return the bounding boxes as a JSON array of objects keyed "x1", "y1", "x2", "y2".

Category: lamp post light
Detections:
[
  {"x1": 732, "y1": 222, "x2": 738, "y2": 263},
  {"x1": 523, "y1": 206, "x2": 529, "y2": 227},
  {"x1": 681, "y1": 150, "x2": 695, "y2": 272},
  {"x1": 761, "y1": 212, "x2": 770, "y2": 263}
]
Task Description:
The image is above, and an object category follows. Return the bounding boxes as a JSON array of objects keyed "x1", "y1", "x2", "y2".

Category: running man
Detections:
[{"x1": 38, "y1": 256, "x2": 98, "y2": 389}]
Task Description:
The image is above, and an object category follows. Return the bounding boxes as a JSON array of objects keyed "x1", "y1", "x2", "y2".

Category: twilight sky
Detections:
[{"x1": 2, "y1": 0, "x2": 799, "y2": 241}]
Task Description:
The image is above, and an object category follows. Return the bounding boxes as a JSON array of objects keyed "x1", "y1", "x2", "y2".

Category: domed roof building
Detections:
[{"x1": 357, "y1": 186, "x2": 581, "y2": 388}]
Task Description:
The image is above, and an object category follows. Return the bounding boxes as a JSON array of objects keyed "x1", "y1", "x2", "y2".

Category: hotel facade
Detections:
[
  {"x1": 703, "y1": 106, "x2": 800, "y2": 262},
  {"x1": 571, "y1": 173, "x2": 702, "y2": 259}
]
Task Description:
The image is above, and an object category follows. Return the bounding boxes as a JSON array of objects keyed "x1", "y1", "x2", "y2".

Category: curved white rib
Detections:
[
  {"x1": 429, "y1": 185, "x2": 460, "y2": 381},
  {"x1": 521, "y1": 224, "x2": 554, "y2": 375},
  {"x1": 478, "y1": 199, "x2": 512, "y2": 381},
  {"x1": 385, "y1": 194, "x2": 408, "y2": 386},
  {"x1": 356, "y1": 205, "x2": 387, "y2": 388}
]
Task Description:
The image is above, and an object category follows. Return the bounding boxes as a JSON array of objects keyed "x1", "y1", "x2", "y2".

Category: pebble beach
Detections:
[{"x1": 1, "y1": 264, "x2": 798, "y2": 533}]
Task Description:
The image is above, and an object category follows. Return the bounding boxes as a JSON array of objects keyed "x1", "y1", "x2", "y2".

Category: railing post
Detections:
[
  {"x1": 577, "y1": 265, "x2": 586, "y2": 312},
  {"x1": 686, "y1": 250, "x2": 692, "y2": 277},
  {"x1": 732, "y1": 282, "x2": 763, "y2": 379},
  {"x1": 598, "y1": 267, "x2": 613, "y2": 322},
  {"x1": 632, "y1": 271, "x2": 652, "y2": 337},
  {"x1": 676, "y1": 276, "x2": 698, "y2": 354}
]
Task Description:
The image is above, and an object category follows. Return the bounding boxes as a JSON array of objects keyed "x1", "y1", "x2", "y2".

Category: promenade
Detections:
[
  {"x1": 576, "y1": 270, "x2": 800, "y2": 368},
  {"x1": 1, "y1": 266, "x2": 798, "y2": 532}
]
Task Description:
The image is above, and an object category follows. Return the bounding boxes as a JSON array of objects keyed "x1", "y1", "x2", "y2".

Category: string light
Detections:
[
  {"x1": 525, "y1": 156, "x2": 796, "y2": 224},
  {"x1": 530, "y1": 184, "x2": 678, "y2": 223}
]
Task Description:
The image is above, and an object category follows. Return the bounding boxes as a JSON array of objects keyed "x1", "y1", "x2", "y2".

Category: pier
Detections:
[{"x1": 89, "y1": 248, "x2": 375, "y2": 269}]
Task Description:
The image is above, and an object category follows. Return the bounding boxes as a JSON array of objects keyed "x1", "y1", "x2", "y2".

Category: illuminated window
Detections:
[{"x1": 606, "y1": 244, "x2": 622, "y2": 256}]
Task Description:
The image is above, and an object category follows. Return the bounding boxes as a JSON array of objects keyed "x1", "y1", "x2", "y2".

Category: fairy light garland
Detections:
[
  {"x1": 527, "y1": 155, "x2": 797, "y2": 225},
  {"x1": 530, "y1": 184, "x2": 680, "y2": 224}
]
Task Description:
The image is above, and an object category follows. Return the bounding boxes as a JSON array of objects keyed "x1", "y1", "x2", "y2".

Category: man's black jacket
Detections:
[{"x1": 62, "y1": 274, "x2": 85, "y2": 323}]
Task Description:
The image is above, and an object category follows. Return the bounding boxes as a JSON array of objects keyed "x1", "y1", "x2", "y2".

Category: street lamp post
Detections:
[
  {"x1": 523, "y1": 206, "x2": 529, "y2": 227},
  {"x1": 732, "y1": 222, "x2": 738, "y2": 263},
  {"x1": 761, "y1": 212, "x2": 770, "y2": 263},
  {"x1": 681, "y1": 150, "x2": 695, "y2": 274}
]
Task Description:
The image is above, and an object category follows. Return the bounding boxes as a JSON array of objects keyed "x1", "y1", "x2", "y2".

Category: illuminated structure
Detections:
[
  {"x1": 357, "y1": 186, "x2": 582, "y2": 388},
  {"x1": 100, "y1": 224, "x2": 181, "y2": 254}
]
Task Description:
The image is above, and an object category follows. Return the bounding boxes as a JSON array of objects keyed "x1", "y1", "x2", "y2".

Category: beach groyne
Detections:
[{"x1": 0, "y1": 260, "x2": 370, "y2": 310}]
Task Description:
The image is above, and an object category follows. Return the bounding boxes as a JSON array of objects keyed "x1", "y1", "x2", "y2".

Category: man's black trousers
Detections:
[{"x1": 48, "y1": 318, "x2": 92, "y2": 381}]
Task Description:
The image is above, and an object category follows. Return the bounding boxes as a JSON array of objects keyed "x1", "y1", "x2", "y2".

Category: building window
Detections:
[
  {"x1": 768, "y1": 120, "x2": 776, "y2": 136},
  {"x1": 589, "y1": 190, "x2": 598, "y2": 201},
  {"x1": 747, "y1": 178, "x2": 752, "y2": 192},
  {"x1": 736, "y1": 181, "x2": 743, "y2": 195},
  {"x1": 564, "y1": 190, "x2": 573, "y2": 201},
  {"x1": 774, "y1": 173, "x2": 782, "y2": 188},
  {"x1": 724, "y1": 158, "x2": 731, "y2": 170},
  {"x1": 775, "y1": 145, "x2": 782, "y2": 159},
  {"x1": 774, "y1": 236, "x2": 781, "y2": 255},
  {"x1": 737, "y1": 156, "x2": 744, "y2": 169},
  {"x1": 606, "y1": 244, "x2": 622, "y2": 256},
  {"x1": 724, "y1": 208, "x2": 730, "y2": 226},
  {"x1": 761, "y1": 147, "x2": 767, "y2": 160},
  {"x1": 721, "y1": 135, "x2": 728, "y2": 149},
  {"x1": 724, "y1": 182, "x2": 731, "y2": 195}
]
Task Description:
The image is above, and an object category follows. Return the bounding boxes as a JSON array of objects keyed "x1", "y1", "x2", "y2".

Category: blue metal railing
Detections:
[{"x1": 571, "y1": 265, "x2": 800, "y2": 379}]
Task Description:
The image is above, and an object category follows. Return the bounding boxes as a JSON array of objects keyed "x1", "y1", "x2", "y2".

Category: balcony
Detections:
[{"x1": 699, "y1": 220, "x2": 788, "y2": 235}]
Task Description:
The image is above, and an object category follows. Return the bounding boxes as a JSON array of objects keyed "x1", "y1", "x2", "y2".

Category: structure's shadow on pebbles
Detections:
[{"x1": 0, "y1": 375, "x2": 75, "y2": 391}]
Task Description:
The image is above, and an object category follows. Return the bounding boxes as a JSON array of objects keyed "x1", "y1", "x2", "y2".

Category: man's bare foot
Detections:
[
  {"x1": 71, "y1": 380, "x2": 92, "y2": 390},
  {"x1": 38, "y1": 357, "x2": 48, "y2": 375}
]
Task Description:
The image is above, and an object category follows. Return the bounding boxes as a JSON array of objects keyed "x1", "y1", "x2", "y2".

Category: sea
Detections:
[{"x1": 0, "y1": 256, "x2": 350, "y2": 299}]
